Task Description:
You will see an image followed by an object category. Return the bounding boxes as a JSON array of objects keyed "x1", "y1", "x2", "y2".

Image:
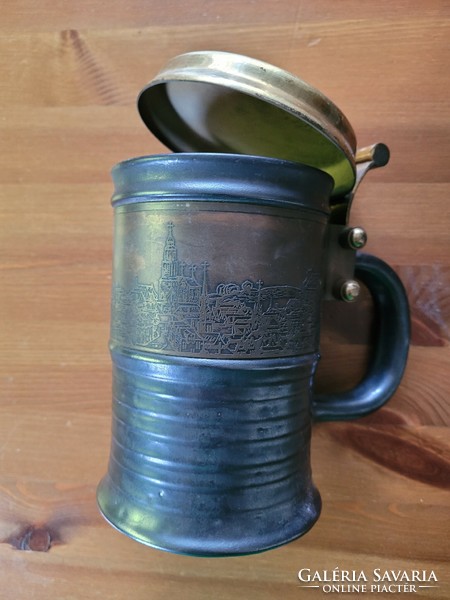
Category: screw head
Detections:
[
  {"x1": 340, "y1": 280, "x2": 361, "y2": 302},
  {"x1": 348, "y1": 227, "x2": 367, "y2": 249}
]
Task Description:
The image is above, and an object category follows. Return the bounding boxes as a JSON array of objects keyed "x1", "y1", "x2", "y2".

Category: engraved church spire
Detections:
[{"x1": 162, "y1": 222, "x2": 178, "y2": 278}]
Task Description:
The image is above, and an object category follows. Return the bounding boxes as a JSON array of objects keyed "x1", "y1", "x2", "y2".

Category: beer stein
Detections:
[{"x1": 97, "y1": 51, "x2": 410, "y2": 556}]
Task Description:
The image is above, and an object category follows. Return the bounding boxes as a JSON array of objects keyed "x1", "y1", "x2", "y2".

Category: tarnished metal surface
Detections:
[
  {"x1": 108, "y1": 154, "x2": 331, "y2": 360},
  {"x1": 97, "y1": 350, "x2": 321, "y2": 556},
  {"x1": 97, "y1": 154, "x2": 329, "y2": 554},
  {"x1": 97, "y1": 153, "x2": 409, "y2": 555}
]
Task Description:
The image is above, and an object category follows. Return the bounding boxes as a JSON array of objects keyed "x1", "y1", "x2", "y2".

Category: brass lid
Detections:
[{"x1": 138, "y1": 51, "x2": 358, "y2": 196}]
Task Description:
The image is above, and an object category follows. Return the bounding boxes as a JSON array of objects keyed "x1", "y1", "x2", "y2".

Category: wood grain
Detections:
[{"x1": 1, "y1": 1, "x2": 449, "y2": 598}]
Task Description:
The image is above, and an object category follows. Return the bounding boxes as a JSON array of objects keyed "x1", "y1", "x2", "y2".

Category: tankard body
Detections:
[
  {"x1": 97, "y1": 153, "x2": 409, "y2": 555},
  {"x1": 97, "y1": 51, "x2": 410, "y2": 556}
]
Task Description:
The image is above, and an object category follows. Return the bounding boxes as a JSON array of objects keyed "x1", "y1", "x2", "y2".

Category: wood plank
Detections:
[
  {"x1": 1, "y1": 183, "x2": 449, "y2": 263},
  {"x1": 1, "y1": 0, "x2": 447, "y2": 31},
  {"x1": 0, "y1": 412, "x2": 448, "y2": 599},
  {"x1": 0, "y1": 114, "x2": 447, "y2": 195},
  {"x1": 0, "y1": 17, "x2": 448, "y2": 108}
]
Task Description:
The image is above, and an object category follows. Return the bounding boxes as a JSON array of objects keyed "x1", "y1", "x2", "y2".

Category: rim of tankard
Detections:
[{"x1": 110, "y1": 152, "x2": 334, "y2": 214}]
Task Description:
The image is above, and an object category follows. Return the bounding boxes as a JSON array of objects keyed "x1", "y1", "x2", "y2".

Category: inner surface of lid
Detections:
[{"x1": 138, "y1": 52, "x2": 357, "y2": 196}]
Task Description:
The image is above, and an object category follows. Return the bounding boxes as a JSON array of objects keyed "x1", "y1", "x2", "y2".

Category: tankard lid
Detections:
[{"x1": 137, "y1": 51, "x2": 357, "y2": 196}]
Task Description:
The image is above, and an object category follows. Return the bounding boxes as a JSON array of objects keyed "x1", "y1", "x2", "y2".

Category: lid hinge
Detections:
[
  {"x1": 323, "y1": 143, "x2": 389, "y2": 301},
  {"x1": 329, "y1": 143, "x2": 390, "y2": 225}
]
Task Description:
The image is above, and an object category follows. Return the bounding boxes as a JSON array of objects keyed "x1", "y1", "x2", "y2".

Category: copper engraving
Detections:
[{"x1": 112, "y1": 223, "x2": 321, "y2": 357}]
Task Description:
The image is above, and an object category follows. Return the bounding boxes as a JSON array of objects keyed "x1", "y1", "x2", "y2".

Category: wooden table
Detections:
[{"x1": 1, "y1": 1, "x2": 449, "y2": 598}]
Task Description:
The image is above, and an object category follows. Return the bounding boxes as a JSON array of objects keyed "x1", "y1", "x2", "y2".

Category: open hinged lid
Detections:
[{"x1": 137, "y1": 51, "x2": 360, "y2": 197}]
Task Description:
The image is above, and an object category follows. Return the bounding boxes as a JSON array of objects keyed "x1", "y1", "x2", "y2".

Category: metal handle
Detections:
[{"x1": 313, "y1": 253, "x2": 410, "y2": 421}]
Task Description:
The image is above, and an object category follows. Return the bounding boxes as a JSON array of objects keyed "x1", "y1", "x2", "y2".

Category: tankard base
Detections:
[
  {"x1": 97, "y1": 476, "x2": 321, "y2": 557},
  {"x1": 98, "y1": 349, "x2": 322, "y2": 556}
]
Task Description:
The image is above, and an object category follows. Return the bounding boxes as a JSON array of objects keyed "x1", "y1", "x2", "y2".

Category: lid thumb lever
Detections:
[{"x1": 355, "y1": 142, "x2": 390, "y2": 185}]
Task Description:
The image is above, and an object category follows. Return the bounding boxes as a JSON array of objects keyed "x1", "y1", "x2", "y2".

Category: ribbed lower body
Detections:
[{"x1": 97, "y1": 348, "x2": 321, "y2": 556}]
